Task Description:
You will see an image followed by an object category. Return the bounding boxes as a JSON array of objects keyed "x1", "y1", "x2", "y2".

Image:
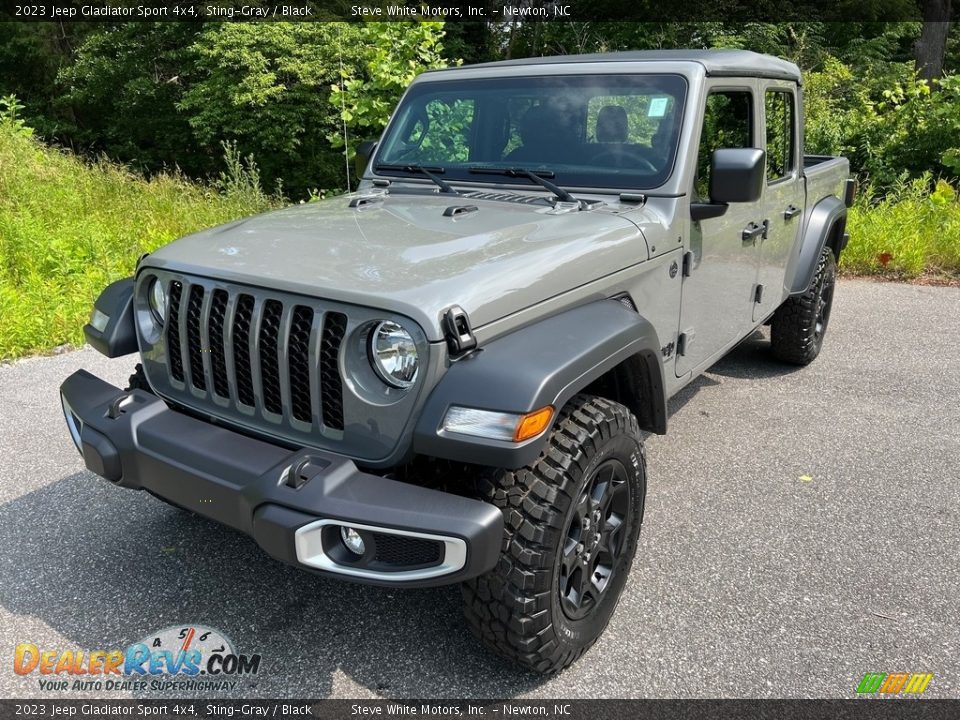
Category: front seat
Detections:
[
  {"x1": 596, "y1": 105, "x2": 629, "y2": 143},
  {"x1": 506, "y1": 105, "x2": 576, "y2": 163}
]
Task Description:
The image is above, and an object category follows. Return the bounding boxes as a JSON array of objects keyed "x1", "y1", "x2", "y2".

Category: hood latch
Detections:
[{"x1": 443, "y1": 305, "x2": 478, "y2": 358}]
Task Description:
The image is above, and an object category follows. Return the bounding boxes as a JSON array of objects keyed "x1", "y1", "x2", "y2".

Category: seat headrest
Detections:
[{"x1": 596, "y1": 105, "x2": 628, "y2": 143}]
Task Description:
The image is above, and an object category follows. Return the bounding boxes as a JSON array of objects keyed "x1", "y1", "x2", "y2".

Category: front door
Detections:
[{"x1": 676, "y1": 84, "x2": 764, "y2": 376}]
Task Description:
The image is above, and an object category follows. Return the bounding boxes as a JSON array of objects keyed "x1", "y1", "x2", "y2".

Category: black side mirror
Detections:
[
  {"x1": 710, "y1": 148, "x2": 766, "y2": 203},
  {"x1": 691, "y1": 148, "x2": 766, "y2": 221},
  {"x1": 355, "y1": 140, "x2": 378, "y2": 180}
]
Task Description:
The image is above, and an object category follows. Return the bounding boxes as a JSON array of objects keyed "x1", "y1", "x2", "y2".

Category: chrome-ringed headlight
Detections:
[
  {"x1": 148, "y1": 277, "x2": 166, "y2": 325},
  {"x1": 368, "y1": 320, "x2": 419, "y2": 388}
]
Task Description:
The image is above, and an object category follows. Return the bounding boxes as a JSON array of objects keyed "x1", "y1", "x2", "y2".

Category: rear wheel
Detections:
[
  {"x1": 461, "y1": 395, "x2": 646, "y2": 674},
  {"x1": 770, "y1": 247, "x2": 837, "y2": 365}
]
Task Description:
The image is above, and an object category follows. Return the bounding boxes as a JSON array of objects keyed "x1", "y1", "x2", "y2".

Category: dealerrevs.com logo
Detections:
[{"x1": 13, "y1": 625, "x2": 261, "y2": 693}]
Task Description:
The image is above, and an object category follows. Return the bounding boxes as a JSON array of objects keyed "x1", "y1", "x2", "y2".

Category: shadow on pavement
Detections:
[
  {"x1": 705, "y1": 329, "x2": 805, "y2": 381},
  {"x1": 643, "y1": 329, "x2": 801, "y2": 429},
  {"x1": 0, "y1": 472, "x2": 546, "y2": 698}
]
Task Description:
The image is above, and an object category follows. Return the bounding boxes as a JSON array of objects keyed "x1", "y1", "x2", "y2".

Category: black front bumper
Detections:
[{"x1": 59, "y1": 370, "x2": 503, "y2": 587}]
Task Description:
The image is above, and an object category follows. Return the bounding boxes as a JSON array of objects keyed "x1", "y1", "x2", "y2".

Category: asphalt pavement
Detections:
[{"x1": 1, "y1": 279, "x2": 958, "y2": 700}]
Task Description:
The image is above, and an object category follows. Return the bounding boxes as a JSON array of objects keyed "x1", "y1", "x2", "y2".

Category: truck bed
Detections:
[{"x1": 804, "y1": 154, "x2": 850, "y2": 209}]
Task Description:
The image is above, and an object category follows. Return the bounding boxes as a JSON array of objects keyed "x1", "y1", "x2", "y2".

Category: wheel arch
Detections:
[
  {"x1": 581, "y1": 350, "x2": 666, "y2": 437},
  {"x1": 786, "y1": 195, "x2": 847, "y2": 296},
  {"x1": 412, "y1": 299, "x2": 667, "y2": 470}
]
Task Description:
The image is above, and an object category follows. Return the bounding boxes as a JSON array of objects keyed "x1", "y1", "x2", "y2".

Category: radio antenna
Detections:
[{"x1": 338, "y1": 43, "x2": 351, "y2": 191}]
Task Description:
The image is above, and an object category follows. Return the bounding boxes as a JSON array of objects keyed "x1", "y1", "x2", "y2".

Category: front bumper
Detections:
[{"x1": 59, "y1": 370, "x2": 503, "y2": 587}]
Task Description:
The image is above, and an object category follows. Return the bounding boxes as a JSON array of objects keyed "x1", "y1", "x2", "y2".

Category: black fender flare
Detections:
[
  {"x1": 787, "y1": 195, "x2": 847, "y2": 295},
  {"x1": 413, "y1": 299, "x2": 667, "y2": 469},
  {"x1": 83, "y1": 277, "x2": 138, "y2": 358}
]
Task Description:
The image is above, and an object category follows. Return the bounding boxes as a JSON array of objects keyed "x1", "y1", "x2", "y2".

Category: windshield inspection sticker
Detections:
[{"x1": 648, "y1": 97, "x2": 669, "y2": 117}]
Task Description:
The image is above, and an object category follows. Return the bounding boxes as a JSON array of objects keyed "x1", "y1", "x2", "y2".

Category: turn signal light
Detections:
[{"x1": 513, "y1": 406, "x2": 554, "y2": 442}]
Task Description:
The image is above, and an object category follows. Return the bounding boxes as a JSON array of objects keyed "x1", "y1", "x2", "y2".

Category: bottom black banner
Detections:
[{"x1": 1, "y1": 699, "x2": 958, "y2": 720}]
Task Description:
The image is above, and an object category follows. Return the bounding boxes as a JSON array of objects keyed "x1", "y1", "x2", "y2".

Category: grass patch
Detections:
[
  {"x1": 843, "y1": 176, "x2": 960, "y2": 280},
  {"x1": 0, "y1": 123, "x2": 280, "y2": 360}
]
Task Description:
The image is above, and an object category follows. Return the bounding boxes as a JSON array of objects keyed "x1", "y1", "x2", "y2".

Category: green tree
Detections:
[
  {"x1": 804, "y1": 57, "x2": 960, "y2": 186},
  {"x1": 59, "y1": 24, "x2": 201, "y2": 174},
  {"x1": 179, "y1": 23, "x2": 368, "y2": 196},
  {"x1": 329, "y1": 21, "x2": 453, "y2": 168}
]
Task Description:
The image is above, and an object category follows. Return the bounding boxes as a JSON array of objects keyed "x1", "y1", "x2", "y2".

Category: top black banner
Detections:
[{"x1": 0, "y1": 0, "x2": 949, "y2": 23}]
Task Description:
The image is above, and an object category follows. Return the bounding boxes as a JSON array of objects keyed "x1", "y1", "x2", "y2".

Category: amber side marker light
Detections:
[
  {"x1": 513, "y1": 406, "x2": 554, "y2": 442},
  {"x1": 442, "y1": 405, "x2": 556, "y2": 443}
]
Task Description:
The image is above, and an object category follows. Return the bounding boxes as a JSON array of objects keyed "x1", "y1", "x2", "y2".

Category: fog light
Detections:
[{"x1": 340, "y1": 527, "x2": 365, "y2": 556}]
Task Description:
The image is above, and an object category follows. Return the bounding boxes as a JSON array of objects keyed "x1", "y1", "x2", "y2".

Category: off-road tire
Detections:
[
  {"x1": 770, "y1": 247, "x2": 837, "y2": 365},
  {"x1": 461, "y1": 395, "x2": 646, "y2": 674}
]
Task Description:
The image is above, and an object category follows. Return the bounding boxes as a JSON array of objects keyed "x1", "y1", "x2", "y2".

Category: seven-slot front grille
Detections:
[{"x1": 164, "y1": 279, "x2": 348, "y2": 432}]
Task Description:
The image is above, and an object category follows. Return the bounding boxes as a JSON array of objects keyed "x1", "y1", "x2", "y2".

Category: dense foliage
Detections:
[{"x1": 0, "y1": 22, "x2": 451, "y2": 197}]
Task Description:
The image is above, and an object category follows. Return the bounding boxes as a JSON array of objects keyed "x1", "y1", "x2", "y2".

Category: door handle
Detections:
[
  {"x1": 742, "y1": 220, "x2": 767, "y2": 245},
  {"x1": 783, "y1": 205, "x2": 801, "y2": 220}
]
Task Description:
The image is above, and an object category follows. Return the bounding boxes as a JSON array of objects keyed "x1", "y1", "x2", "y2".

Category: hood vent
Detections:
[{"x1": 462, "y1": 191, "x2": 551, "y2": 206}]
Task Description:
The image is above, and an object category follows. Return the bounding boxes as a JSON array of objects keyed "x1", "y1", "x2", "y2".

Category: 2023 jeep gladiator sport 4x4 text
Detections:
[{"x1": 61, "y1": 50, "x2": 853, "y2": 673}]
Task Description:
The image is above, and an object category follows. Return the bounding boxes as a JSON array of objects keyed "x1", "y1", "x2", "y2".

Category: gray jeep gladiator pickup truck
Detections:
[{"x1": 60, "y1": 50, "x2": 853, "y2": 673}]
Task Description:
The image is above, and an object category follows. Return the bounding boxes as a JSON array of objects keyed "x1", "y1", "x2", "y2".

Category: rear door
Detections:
[
  {"x1": 676, "y1": 82, "x2": 763, "y2": 376},
  {"x1": 754, "y1": 83, "x2": 804, "y2": 321}
]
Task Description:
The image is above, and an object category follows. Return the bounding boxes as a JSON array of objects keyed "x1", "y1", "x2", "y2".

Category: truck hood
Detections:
[{"x1": 146, "y1": 191, "x2": 652, "y2": 341}]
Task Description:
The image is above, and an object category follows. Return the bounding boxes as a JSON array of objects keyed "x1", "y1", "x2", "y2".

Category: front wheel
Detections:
[{"x1": 461, "y1": 395, "x2": 646, "y2": 674}]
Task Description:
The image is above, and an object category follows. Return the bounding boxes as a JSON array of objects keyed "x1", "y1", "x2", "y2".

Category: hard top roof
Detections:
[{"x1": 425, "y1": 49, "x2": 802, "y2": 84}]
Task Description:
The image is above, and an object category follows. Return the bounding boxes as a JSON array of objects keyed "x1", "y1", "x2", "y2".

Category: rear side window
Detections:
[
  {"x1": 695, "y1": 90, "x2": 753, "y2": 201},
  {"x1": 765, "y1": 90, "x2": 795, "y2": 182}
]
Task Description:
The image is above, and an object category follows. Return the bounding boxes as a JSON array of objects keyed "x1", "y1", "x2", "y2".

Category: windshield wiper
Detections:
[
  {"x1": 375, "y1": 163, "x2": 458, "y2": 195},
  {"x1": 467, "y1": 167, "x2": 579, "y2": 205}
]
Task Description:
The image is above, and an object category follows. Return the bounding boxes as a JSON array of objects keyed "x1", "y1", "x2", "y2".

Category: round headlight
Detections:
[
  {"x1": 369, "y1": 321, "x2": 419, "y2": 388},
  {"x1": 148, "y1": 278, "x2": 166, "y2": 324}
]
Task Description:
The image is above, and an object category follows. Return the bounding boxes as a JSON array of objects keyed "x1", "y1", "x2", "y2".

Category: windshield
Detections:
[{"x1": 375, "y1": 74, "x2": 687, "y2": 191}]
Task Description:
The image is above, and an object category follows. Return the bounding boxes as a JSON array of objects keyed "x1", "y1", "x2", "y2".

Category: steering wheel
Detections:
[
  {"x1": 389, "y1": 107, "x2": 431, "y2": 162},
  {"x1": 592, "y1": 146, "x2": 657, "y2": 173}
]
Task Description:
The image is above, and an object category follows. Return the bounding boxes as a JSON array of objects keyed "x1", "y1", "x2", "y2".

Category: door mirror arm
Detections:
[{"x1": 690, "y1": 202, "x2": 729, "y2": 221}]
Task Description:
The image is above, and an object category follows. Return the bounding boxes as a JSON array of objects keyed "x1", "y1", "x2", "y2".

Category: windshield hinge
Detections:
[{"x1": 442, "y1": 305, "x2": 478, "y2": 358}]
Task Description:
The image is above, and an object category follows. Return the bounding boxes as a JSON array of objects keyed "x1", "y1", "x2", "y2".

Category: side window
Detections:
[
  {"x1": 765, "y1": 90, "x2": 795, "y2": 182},
  {"x1": 695, "y1": 91, "x2": 753, "y2": 201}
]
